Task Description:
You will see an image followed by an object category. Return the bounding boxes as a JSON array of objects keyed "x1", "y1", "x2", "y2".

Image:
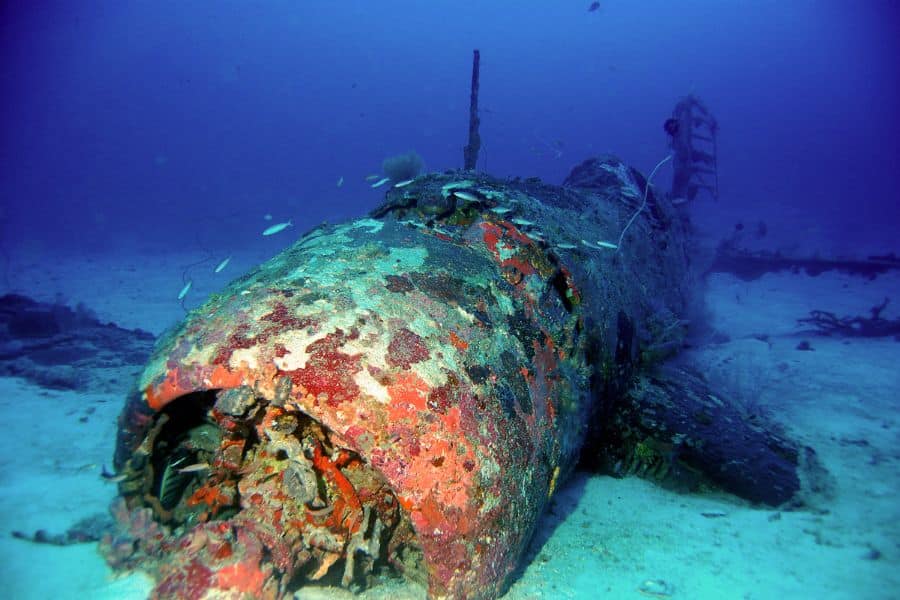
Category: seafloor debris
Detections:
[
  {"x1": 12, "y1": 513, "x2": 114, "y2": 546},
  {"x1": 708, "y1": 244, "x2": 900, "y2": 281},
  {"x1": 0, "y1": 293, "x2": 154, "y2": 391},
  {"x1": 798, "y1": 297, "x2": 900, "y2": 339},
  {"x1": 105, "y1": 158, "x2": 821, "y2": 599},
  {"x1": 638, "y1": 578, "x2": 675, "y2": 598}
]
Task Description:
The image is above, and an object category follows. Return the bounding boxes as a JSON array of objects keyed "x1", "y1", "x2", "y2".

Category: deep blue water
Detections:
[{"x1": 3, "y1": 1, "x2": 898, "y2": 259}]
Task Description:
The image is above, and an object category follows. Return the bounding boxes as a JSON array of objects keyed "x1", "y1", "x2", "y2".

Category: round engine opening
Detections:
[{"x1": 118, "y1": 384, "x2": 427, "y2": 592}]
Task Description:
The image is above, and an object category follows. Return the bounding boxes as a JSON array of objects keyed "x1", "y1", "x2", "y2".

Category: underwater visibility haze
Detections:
[{"x1": 1, "y1": 2, "x2": 899, "y2": 599}]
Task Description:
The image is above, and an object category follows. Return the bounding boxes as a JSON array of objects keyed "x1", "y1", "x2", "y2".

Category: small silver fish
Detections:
[
  {"x1": 453, "y1": 190, "x2": 480, "y2": 202},
  {"x1": 556, "y1": 243, "x2": 577, "y2": 250},
  {"x1": 365, "y1": 174, "x2": 381, "y2": 181},
  {"x1": 263, "y1": 220, "x2": 292, "y2": 236},
  {"x1": 337, "y1": 176, "x2": 344, "y2": 187},
  {"x1": 178, "y1": 462, "x2": 211, "y2": 474},
  {"x1": 214, "y1": 257, "x2": 231, "y2": 273},
  {"x1": 371, "y1": 177, "x2": 390, "y2": 188},
  {"x1": 263, "y1": 213, "x2": 273, "y2": 221},
  {"x1": 394, "y1": 179, "x2": 415, "y2": 188},
  {"x1": 177, "y1": 280, "x2": 192, "y2": 300},
  {"x1": 597, "y1": 240, "x2": 619, "y2": 250},
  {"x1": 490, "y1": 206, "x2": 512, "y2": 215},
  {"x1": 511, "y1": 218, "x2": 535, "y2": 227},
  {"x1": 101, "y1": 464, "x2": 127, "y2": 483}
]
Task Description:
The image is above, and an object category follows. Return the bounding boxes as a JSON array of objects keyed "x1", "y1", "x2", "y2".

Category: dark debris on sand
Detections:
[{"x1": 0, "y1": 293, "x2": 156, "y2": 392}]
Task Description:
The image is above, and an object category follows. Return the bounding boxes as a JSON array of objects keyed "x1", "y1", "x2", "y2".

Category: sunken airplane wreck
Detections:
[{"x1": 104, "y1": 156, "x2": 823, "y2": 599}]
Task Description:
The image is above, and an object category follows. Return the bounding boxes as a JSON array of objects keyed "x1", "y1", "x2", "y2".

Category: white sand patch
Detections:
[{"x1": 0, "y1": 378, "x2": 153, "y2": 599}]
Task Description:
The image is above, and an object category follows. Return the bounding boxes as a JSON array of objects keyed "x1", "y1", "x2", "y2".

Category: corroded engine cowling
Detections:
[{"x1": 106, "y1": 161, "x2": 691, "y2": 599}]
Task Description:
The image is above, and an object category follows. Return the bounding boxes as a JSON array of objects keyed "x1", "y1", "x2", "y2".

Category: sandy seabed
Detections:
[{"x1": 0, "y1": 247, "x2": 897, "y2": 600}]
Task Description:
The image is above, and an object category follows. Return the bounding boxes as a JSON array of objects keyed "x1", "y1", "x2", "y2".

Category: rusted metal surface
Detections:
[{"x1": 104, "y1": 158, "x2": 691, "y2": 599}]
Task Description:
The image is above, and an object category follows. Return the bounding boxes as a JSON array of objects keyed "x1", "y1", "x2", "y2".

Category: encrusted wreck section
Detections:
[{"x1": 106, "y1": 158, "x2": 693, "y2": 599}]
